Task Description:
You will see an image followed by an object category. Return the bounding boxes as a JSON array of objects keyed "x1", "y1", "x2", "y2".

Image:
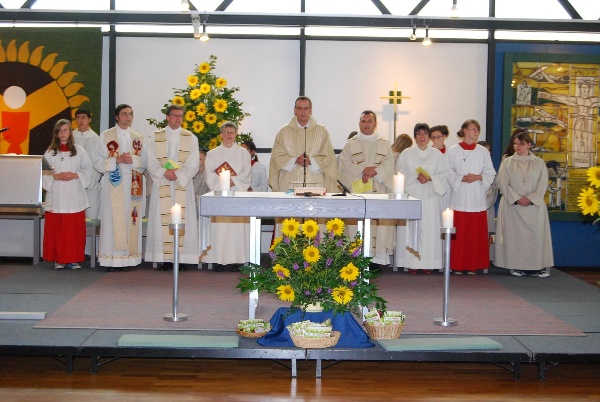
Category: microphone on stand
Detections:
[
  {"x1": 334, "y1": 180, "x2": 352, "y2": 197},
  {"x1": 0, "y1": 127, "x2": 9, "y2": 133},
  {"x1": 302, "y1": 126, "x2": 307, "y2": 188}
]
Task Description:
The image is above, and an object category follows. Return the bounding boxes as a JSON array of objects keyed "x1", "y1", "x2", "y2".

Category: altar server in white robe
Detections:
[
  {"x1": 339, "y1": 110, "x2": 396, "y2": 266},
  {"x1": 92, "y1": 104, "x2": 146, "y2": 270},
  {"x1": 73, "y1": 108, "x2": 102, "y2": 219},
  {"x1": 43, "y1": 119, "x2": 92, "y2": 270},
  {"x1": 144, "y1": 105, "x2": 200, "y2": 267},
  {"x1": 397, "y1": 123, "x2": 448, "y2": 274},
  {"x1": 495, "y1": 131, "x2": 554, "y2": 277},
  {"x1": 391, "y1": 133, "x2": 413, "y2": 270},
  {"x1": 203, "y1": 122, "x2": 252, "y2": 267}
]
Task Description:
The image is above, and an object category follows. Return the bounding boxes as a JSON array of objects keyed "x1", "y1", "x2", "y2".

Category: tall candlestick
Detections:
[
  {"x1": 557, "y1": 177, "x2": 562, "y2": 188},
  {"x1": 393, "y1": 172, "x2": 405, "y2": 195},
  {"x1": 442, "y1": 208, "x2": 454, "y2": 228},
  {"x1": 171, "y1": 203, "x2": 182, "y2": 224},
  {"x1": 219, "y1": 168, "x2": 231, "y2": 191}
]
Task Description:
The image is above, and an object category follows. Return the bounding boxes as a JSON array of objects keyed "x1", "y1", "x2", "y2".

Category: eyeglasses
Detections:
[
  {"x1": 295, "y1": 107, "x2": 311, "y2": 111},
  {"x1": 222, "y1": 131, "x2": 236, "y2": 135},
  {"x1": 169, "y1": 114, "x2": 184, "y2": 118},
  {"x1": 430, "y1": 135, "x2": 444, "y2": 140}
]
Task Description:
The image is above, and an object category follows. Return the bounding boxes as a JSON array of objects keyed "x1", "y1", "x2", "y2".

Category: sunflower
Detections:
[
  {"x1": 192, "y1": 121, "x2": 205, "y2": 134},
  {"x1": 332, "y1": 286, "x2": 354, "y2": 305},
  {"x1": 199, "y1": 62, "x2": 210, "y2": 74},
  {"x1": 215, "y1": 77, "x2": 227, "y2": 88},
  {"x1": 190, "y1": 88, "x2": 202, "y2": 100},
  {"x1": 208, "y1": 137, "x2": 220, "y2": 150},
  {"x1": 276, "y1": 284, "x2": 295, "y2": 302},
  {"x1": 588, "y1": 166, "x2": 600, "y2": 188},
  {"x1": 214, "y1": 98, "x2": 228, "y2": 113},
  {"x1": 200, "y1": 83, "x2": 211, "y2": 94},
  {"x1": 195, "y1": 103, "x2": 207, "y2": 116},
  {"x1": 281, "y1": 218, "x2": 300, "y2": 238},
  {"x1": 185, "y1": 110, "x2": 196, "y2": 122},
  {"x1": 172, "y1": 96, "x2": 185, "y2": 106},
  {"x1": 270, "y1": 236, "x2": 282, "y2": 251},
  {"x1": 327, "y1": 218, "x2": 345, "y2": 236},
  {"x1": 302, "y1": 219, "x2": 319, "y2": 239},
  {"x1": 187, "y1": 75, "x2": 199, "y2": 87},
  {"x1": 303, "y1": 245, "x2": 321, "y2": 263},
  {"x1": 339, "y1": 262, "x2": 359, "y2": 281},
  {"x1": 578, "y1": 187, "x2": 600, "y2": 216},
  {"x1": 272, "y1": 264, "x2": 290, "y2": 279},
  {"x1": 182, "y1": 122, "x2": 188, "y2": 130},
  {"x1": 205, "y1": 113, "x2": 217, "y2": 125}
]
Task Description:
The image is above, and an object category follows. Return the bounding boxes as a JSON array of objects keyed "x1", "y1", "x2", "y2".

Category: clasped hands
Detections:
[
  {"x1": 53, "y1": 171, "x2": 78, "y2": 181},
  {"x1": 462, "y1": 173, "x2": 482, "y2": 183},
  {"x1": 417, "y1": 173, "x2": 431, "y2": 184},
  {"x1": 361, "y1": 166, "x2": 377, "y2": 183},
  {"x1": 296, "y1": 154, "x2": 311, "y2": 167},
  {"x1": 164, "y1": 169, "x2": 178, "y2": 181},
  {"x1": 116, "y1": 152, "x2": 133, "y2": 164},
  {"x1": 516, "y1": 196, "x2": 532, "y2": 206}
]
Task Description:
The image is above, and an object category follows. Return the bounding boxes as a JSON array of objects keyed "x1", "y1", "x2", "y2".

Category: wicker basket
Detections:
[
  {"x1": 363, "y1": 322, "x2": 404, "y2": 340},
  {"x1": 236, "y1": 329, "x2": 267, "y2": 339},
  {"x1": 289, "y1": 330, "x2": 341, "y2": 348}
]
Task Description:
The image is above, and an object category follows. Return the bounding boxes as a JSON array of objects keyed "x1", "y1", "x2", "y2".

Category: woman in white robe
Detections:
[
  {"x1": 203, "y1": 122, "x2": 252, "y2": 269},
  {"x1": 495, "y1": 131, "x2": 554, "y2": 277},
  {"x1": 397, "y1": 124, "x2": 448, "y2": 274}
]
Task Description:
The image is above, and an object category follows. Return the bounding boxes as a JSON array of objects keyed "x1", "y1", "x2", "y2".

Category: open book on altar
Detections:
[{"x1": 215, "y1": 161, "x2": 237, "y2": 176}]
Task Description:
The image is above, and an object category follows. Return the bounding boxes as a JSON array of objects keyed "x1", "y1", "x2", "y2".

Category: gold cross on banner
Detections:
[{"x1": 380, "y1": 82, "x2": 410, "y2": 139}]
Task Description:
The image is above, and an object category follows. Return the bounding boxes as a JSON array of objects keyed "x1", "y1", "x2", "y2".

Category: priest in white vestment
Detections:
[
  {"x1": 92, "y1": 104, "x2": 146, "y2": 270},
  {"x1": 144, "y1": 105, "x2": 200, "y2": 267},
  {"x1": 339, "y1": 110, "x2": 396, "y2": 266},
  {"x1": 203, "y1": 122, "x2": 252, "y2": 268},
  {"x1": 397, "y1": 123, "x2": 448, "y2": 274},
  {"x1": 268, "y1": 96, "x2": 337, "y2": 193}
]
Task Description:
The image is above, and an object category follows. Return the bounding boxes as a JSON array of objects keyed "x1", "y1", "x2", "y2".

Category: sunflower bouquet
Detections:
[
  {"x1": 237, "y1": 218, "x2": 387, "y2": 315},
  {"x1": 147, "y1": 55, "x2": 251, "y2": 150},
  {"x1": 578, "y1": 166, "x2": 600, "y2": 225}
]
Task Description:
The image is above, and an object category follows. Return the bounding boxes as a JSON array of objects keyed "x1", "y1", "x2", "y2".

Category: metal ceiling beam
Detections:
[
  {"x1": 409, "y1": 0, "x2": 430, "y2": 16},
  {"x1": 556, "y1": 0, "x2": 582, "y2": 19},
  {"x1": 215, "y1": 0, "x2": 234, "y2": 12},
  {"x1": 0, "y1": 10, "x2": 599, "y2": 33},
  {"x1": 371, "y1": 0, "x2": 391, "y2": 15},
  {"x1": 21, "y1": 0, "x2": 37, "y2": 9}
]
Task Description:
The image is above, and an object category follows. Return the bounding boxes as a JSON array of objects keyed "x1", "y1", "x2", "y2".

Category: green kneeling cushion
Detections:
[
  {"x1": 378, "y1": 337, "x2": 501, "y2": 351},
  {"x1": 118, "y1": 334, "x2": 239, "y2": 348}
]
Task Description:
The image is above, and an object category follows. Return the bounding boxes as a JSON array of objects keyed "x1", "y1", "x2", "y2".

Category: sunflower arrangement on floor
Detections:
[
  {"x1": 578, "y1": 165, "x2": 600, "y2": 225},
  {"x1": 147, "y1": 55, "x2": 251, "y2": 150},
  {"x1": 237, "y1": 218, "x2": 387, "y2": 315}
]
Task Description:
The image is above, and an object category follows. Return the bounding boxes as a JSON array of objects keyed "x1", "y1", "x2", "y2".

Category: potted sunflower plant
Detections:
[{"x1": 237, "y1": 217, "x2": 387, "y2": 315}]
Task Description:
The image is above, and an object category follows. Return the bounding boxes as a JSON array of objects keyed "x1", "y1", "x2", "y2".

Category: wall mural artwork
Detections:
[
  {"x1": 508, "y1": 59, "x2": 600, "y2": 213},
  {"x1": 0, "y1": 28, "x2": 102, "y2": 156}
]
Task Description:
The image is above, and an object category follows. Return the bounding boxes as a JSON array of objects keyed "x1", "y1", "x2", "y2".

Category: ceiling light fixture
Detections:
[
  {"x1": 409, "y1": 26, "x2": 417, "y2": 41},
  {"x1": 191, "y1": 13, "x2": 201, "y2": 39},
  {"x1": 422, "y1": 26, "x2": 432, "y2": 46},
  {"x1": 199, "y1": 15, "x2": 210, "y2": 42},
  {"x1": 450, "y1": 0, "x2": 458, "y2": 18}
]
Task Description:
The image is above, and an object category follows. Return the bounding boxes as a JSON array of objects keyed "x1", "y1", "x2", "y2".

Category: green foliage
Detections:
[
  {"x1": 147, "y1": 55, "x2": 251, "y2": 149},
  {"x1": 236, "y1": 218, "x2": 387, "y2": 315}
]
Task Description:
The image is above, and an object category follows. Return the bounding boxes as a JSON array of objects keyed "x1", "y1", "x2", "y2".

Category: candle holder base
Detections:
[
  {"x1": 164, "y1": 313, "x2": 188, "y2": 322},
  {"x1": 388, "y1": 193, "x2": 409, "y2": 200},
  {"x1": 433, "y1": 318, "x2": 457, "y2": 326},
  {"x1": 214, "y1": 190, "x2": 235, "y2": 197},
  {"x1": 169, "y1": 223, "x2": 185, "y2": 231},
  {"x1": 440, "y1": 227, "x2": 456, "y2": 235}
]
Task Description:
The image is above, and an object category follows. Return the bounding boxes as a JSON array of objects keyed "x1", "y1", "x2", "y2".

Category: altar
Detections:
[{"x1": 199, "y1": 192, "x2": 422, "y2": 318}]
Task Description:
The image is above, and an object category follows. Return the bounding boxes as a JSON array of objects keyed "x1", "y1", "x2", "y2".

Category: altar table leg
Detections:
[{"x1": 291, "y1": 358, "x2": 297, "y2": 378}]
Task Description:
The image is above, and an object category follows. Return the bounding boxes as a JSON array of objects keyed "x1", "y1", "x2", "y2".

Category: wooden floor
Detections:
[
  {"x1": 1, "y1": 356, "x2": 600, "y2": 401},
  {"x1": 0, "y1": 268, "x2": 599, "y2": 401}
]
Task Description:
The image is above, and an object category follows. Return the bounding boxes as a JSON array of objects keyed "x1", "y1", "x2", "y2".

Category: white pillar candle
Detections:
[
  {"x1": 219, "y1": 168, "x2": 231, "y2": 191},
  {"x1": 442, "y1": 208, "x2": 454, "y2": 228},
  {"x1": 393, "y1": 172, "x2": 405, "y2": 195},
  {"x1": 171, "y1": 203, "x2": 182, "y2": 224}
]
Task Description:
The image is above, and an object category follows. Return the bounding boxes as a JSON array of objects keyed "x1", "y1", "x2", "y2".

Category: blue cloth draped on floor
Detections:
[{"x1": 258, "y1": 307, "x2": 374, "y2": 348}]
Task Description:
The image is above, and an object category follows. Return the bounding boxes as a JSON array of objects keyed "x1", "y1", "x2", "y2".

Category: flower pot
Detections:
[{"x1": 304, "y1": 302, "x2": 324, "y2": 312}]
